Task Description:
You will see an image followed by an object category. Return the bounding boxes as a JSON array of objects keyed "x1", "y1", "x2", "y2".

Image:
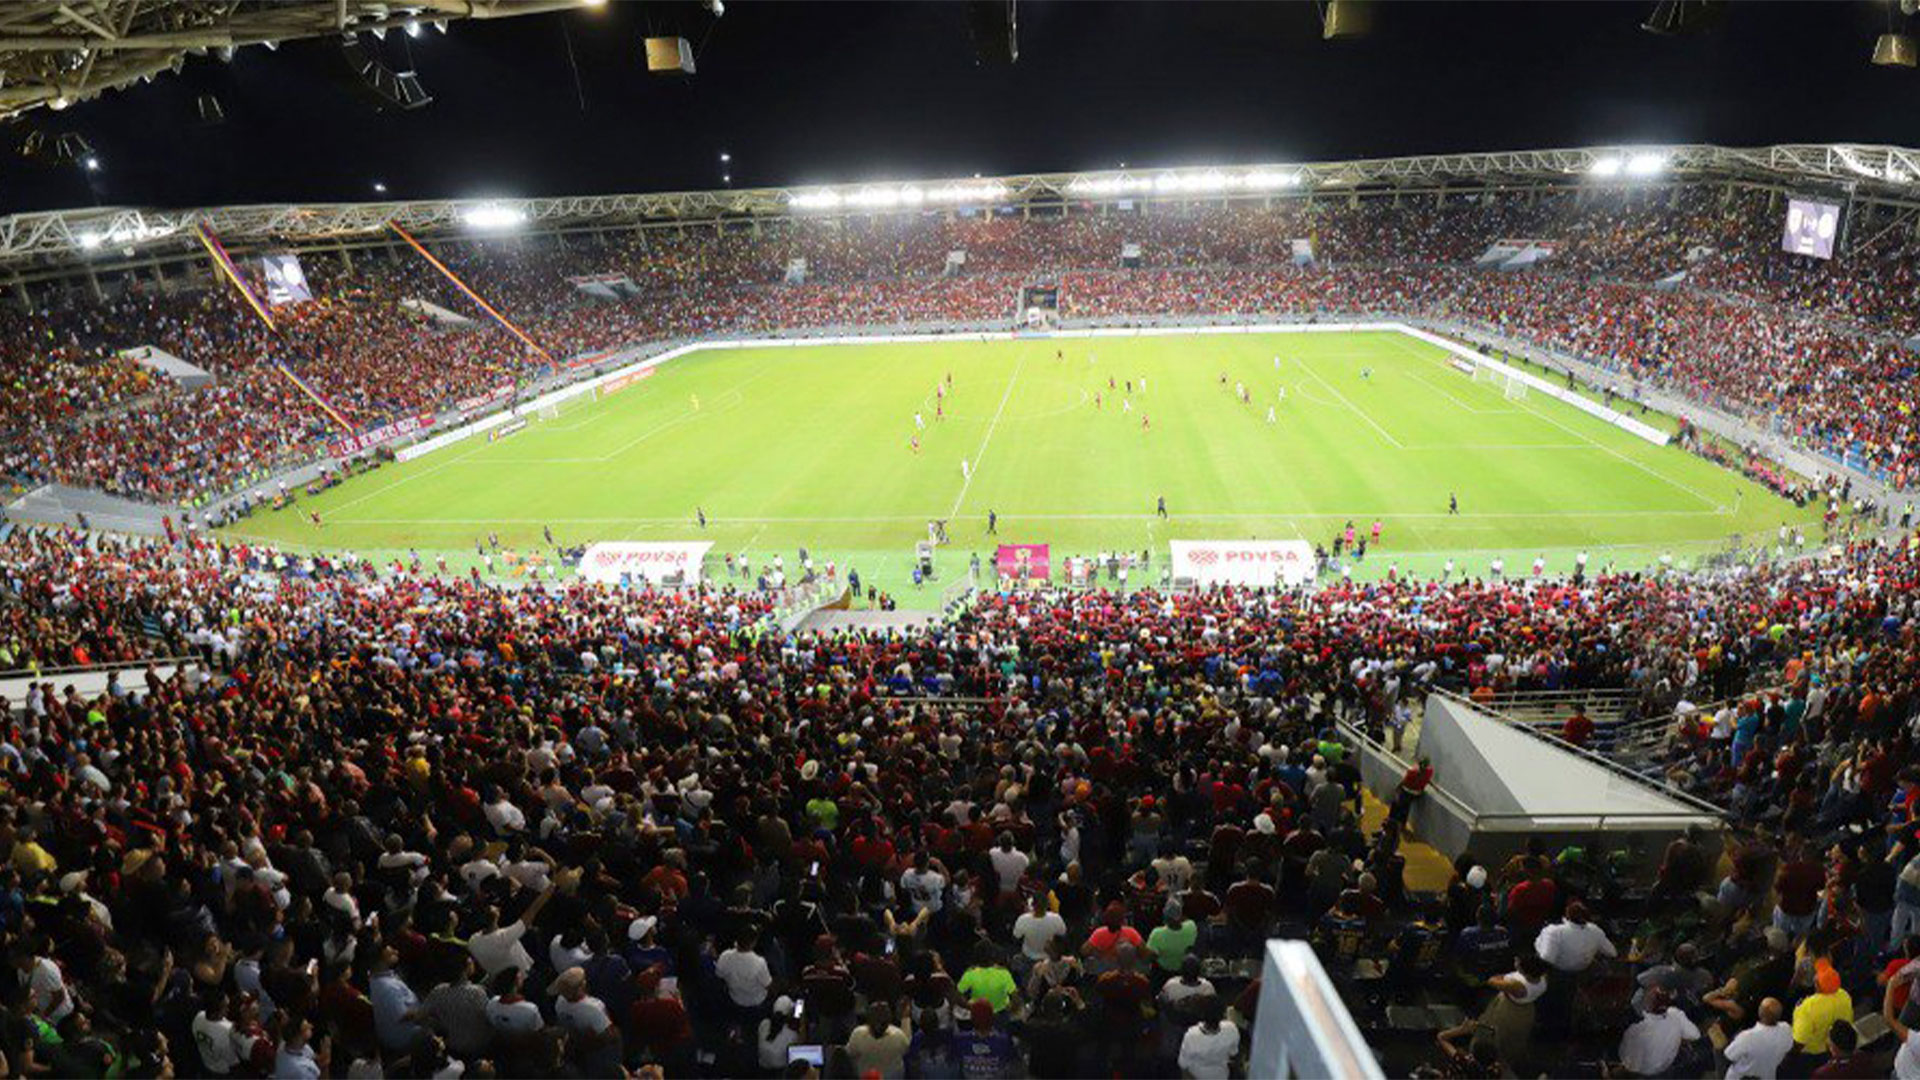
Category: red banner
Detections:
[
  {"x1": 995, "y1": 543, "x2": 1051, "y2": 582},
  {"x1": 331, "y1": 411, "x2": 435, "y2": 457}
]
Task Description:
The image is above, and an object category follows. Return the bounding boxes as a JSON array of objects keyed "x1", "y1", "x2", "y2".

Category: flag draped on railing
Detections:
[{"x1": 387, "y1": 220, "x2": 554, "y2": 363}]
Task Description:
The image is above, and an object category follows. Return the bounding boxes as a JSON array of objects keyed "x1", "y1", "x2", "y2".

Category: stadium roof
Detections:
[
  {"x1": 0, "y1": 0, "x2": 592, "y2": 119},
  {"x1": 6, "y1": 142, "x2": 1920, "y2": 273}
]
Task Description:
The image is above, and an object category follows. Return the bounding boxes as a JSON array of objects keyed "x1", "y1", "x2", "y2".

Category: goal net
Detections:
[
  {"x1": 537, "y1": 385, "x2": 598, "y2": 422},
  {"x1": 1472, "y1": 363, "x2": 1528, "y2": 400}
]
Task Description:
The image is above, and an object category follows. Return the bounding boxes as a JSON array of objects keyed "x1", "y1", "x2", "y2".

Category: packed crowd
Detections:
[
  {"x1": 0, "y1": 509, "x2": 1915, "y2": 1076},
  {"x1": 3, "y1": 187, "x2": 1917, "y2": 506}
]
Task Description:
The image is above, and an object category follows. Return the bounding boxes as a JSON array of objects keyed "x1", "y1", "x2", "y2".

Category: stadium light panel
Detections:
[
  {"x1": 78, "y1": 231, "x2": 103, "y2": 249},
  {"x1": 1588, "y1": 156, "x2": 1625, "y2": 177},
  {"x1": 788, "y1": 182, "x2": 1008, "y2": 211},
  {"x1": 460, "y1": 204, "x2": 528, "y2": 230},
  {"x1": 1243, "y1": 170, "x2": 1301, "y2": 190},
  {"x1": 1626, "y1": 153, "x2": 1668, "y2": 176}
]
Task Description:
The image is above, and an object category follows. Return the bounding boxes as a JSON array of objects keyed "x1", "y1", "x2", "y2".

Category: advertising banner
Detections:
[
  {"x1": 1171, "y1": 539, "x2": 1314, "y2": 587},
  {"x1": 453, "y1": 383, "x2": 515, "y2": 419},
  {"x1": 995, "y1": 543, "x2": 1051, "y2": 582},
  {"x1": 330, "y1": 411, "x2": 434, "y2": 457},
  {"x1": 577, "y1": 541, "x2": 712, "y2": 585}
]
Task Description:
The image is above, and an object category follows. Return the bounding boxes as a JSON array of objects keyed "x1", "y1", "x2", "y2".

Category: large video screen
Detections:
[
  {"x1": 1782, "y1": 198, "x2": 1841, "y2": 260},
  {"x1": 259, "y1": 253, "x2": 313, "y2": 305}
]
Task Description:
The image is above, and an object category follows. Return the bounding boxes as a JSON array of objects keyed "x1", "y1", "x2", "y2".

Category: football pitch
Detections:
[{"x1": 233, "y1": 329, "x2": 1821, "y2": 603}]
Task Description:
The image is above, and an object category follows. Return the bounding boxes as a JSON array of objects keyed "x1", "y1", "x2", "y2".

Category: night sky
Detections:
[{"x1": 6, "y1": 1, "x2": 1915, "y2": 214}]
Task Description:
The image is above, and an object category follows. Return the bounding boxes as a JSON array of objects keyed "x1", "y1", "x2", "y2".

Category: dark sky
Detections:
[{"x1": 7, "y1": 1, "x2": 1914, "y2": 213}]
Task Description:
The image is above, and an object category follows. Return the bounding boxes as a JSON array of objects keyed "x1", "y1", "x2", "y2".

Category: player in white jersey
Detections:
[
  {"x1": 961, "y1": 459, "x2": 971, "y2": 480},
  {"x1": 914, "y1": 412, "x2": 925, "y2": 430},
  {"x1": 1266, "y1": 406, "x2": 1276, "y2": 424}
]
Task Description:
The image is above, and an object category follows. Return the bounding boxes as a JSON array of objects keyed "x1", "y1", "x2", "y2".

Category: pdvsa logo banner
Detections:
[
  {"x1": 578, "y1": 541, "x2": 714, "y2": 585},
  {"x1": 1170, "y1": 540, "x2": 1314, "y2": 587}
]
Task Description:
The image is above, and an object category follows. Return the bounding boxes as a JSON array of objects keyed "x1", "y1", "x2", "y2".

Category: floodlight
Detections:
[
  {"x1": 373, "y1": 181, "x2": 388, "y2": 193},
  {"x1": 78, "y1": 231, "x2": 104, "y2": 249},
  {"x1": 83, "y1": 155, "x2": 100, "y2": 171},
  {"x1": 461, "y1": 204, "x2": 527, "y2": 229},
  {"x1": 1243, "y1": 170, "x2": 1300, "y2": 190},
  {"x1": 1626, "y1": 153, "x2": 1668, "y2": 176},
  {"x1": 1588, "y1": 156, "x2": 1625, "y2": 177},
  {"x1": 1873, "y1": 32, "x2": 1917, "y2": 66}
]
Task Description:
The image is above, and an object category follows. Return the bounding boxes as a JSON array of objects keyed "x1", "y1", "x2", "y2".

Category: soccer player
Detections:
[
  {"x1": 1266, "y1": 405, "x2": 1276, "y2": 424},
  {"x1": 1370, "y1": 519, "x2": 1382, "y2": 545},
  {"x1": 691, "y1": 393, "x2": 701, "y2": 410},
  {"x1": 1140, "y1": 376, "x2": 1148, "y2": 393},
  {"x1": 1109, "y1": 375, "x2": 1117, "y2": 391},
  {"x1": 1141, "y1": 414, "x2": 1151, "y2": 432},
  {"x1": 1360, "y1": 367, "x2": 1373, "y2": 380},
  {"x1": 914, "y1": 412, "x2": 925, "y2": 430},
  {"x1": 987, "y1": 510, "x2": 998, "y2": 535},
  {"x1": 697, "y1": 507, "x2": 707, "y2": 529},
  {"x1": 1448, "y1": 492, "x2": 1458, "y2": 515},
  {"x1": 961, "y1": 459, "x2": 971, "y2": 481},
  {"x1": 1157, "y1": 495, "x2": 1168, "y2": 519},
  {"x1": 936, "y1": 401, "x2": 944, "y2": 421},
  {"x1": 1273, "y1": 355, "x2": 1281, "y2": 370},
  {"x1": 308, "y1": 511, "x2": 323, "y2": 528},
  {"x1": 1532, "y1": 553, "x2": 1546, "y2": 577},
  {"x1": 1094, "y1": 392, "x2": 1102, "y2": 410},
  {"x1": 910, "y1": 435, "x2": 921, "y2": 454},
  {"x1": 1125, "y1": 379, "x2": 1133, "y2": 394},
  {"x1": 1276, "y1": 387, "x2": 1287, "y2": 404},
  {"x1": 1123, "y1": 398, "x2": 1133, "y2": 413},
  {"x1": 1442, "y1": 557, "x2": 1454, "y2": 581}
]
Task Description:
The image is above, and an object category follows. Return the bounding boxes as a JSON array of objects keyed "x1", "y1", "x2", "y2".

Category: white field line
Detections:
[
  {"x1": 1296, "y1": 358, "x2": 1405, "y2": 449},
  {"x1": 333, "y1": 508, "x2": 1736, "y2": 526},
  {"x1": 1404, "y1": 369, "x2": 1518, "y2": 415},
  {"x1": 321, "y1": 436, "x2": 495, "y2": 517},
  {"x1": 947, "y1": 353, "x2": 1026, "y2": 519},
  {"x1": 1387, "y1": 333, "x2": 1727, "y2": 514}
]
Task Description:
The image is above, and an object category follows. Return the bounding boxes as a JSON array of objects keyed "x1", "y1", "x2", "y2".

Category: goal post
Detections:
[
  {"x1": 1472, "y1": 362, "x2": 1528, "y2": 400},
  {"x1": 537, "y1": 385, "x2": 597, "y2": 422}
]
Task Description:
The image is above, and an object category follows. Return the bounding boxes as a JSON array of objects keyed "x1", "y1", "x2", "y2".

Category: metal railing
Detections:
[
  {"x1": 0, "y1": 654, "x2": 192, "y2": 682},
  {"x1": 1432, "y1": 688, "x2": 1727, "y2": 817}
]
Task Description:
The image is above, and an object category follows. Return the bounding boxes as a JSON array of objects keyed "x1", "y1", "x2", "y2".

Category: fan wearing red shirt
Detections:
[
  {"x1": 1561, "y1": 710, "x2": 1594, "y2": 748},
  {"x1": 628, "y1": 968, "x2": 693, "y2": 1070},
  {"x1": 1083, "y1": 904, "x2": 1145, "y2": 962},
  {"x1": 1504, "y1": 859, "x2": 1560, "y2": 939},
  {"x1": 1774, "y1": 843, "x2": 1825, "y2": 936}
]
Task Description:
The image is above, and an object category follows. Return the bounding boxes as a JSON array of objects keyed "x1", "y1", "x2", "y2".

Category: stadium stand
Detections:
[
  {"x1": 1, "y1": 157, "x2": 1919, "y2": 1077},
  {"x1": 3, "y1": 187, "x2": 1917, "y2": 510}
]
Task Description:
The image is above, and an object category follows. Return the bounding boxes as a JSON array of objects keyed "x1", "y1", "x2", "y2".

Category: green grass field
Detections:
[{"x1": 230, "y1": 330, "x2": 1821, "y2": 604}]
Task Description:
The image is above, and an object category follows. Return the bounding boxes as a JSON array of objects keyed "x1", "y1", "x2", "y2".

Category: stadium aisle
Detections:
[{"x1": 1360, "y1": 788, "x2": 1456, "y2": 892}]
